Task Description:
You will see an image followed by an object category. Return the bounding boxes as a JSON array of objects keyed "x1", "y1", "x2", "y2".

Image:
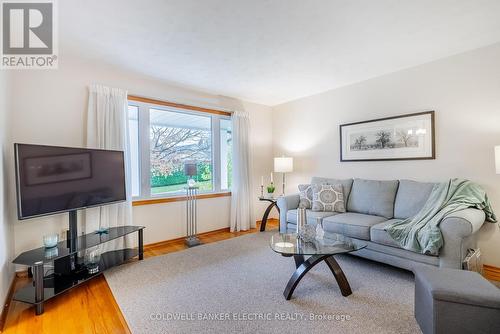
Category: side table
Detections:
[{"x1": 258, "y1": 196, "x2": 279, "y2": 231}]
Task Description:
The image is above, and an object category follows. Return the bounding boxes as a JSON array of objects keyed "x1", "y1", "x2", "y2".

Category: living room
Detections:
[{"x1": 1, "y1": 1, "x2": 500, "y2": 333}]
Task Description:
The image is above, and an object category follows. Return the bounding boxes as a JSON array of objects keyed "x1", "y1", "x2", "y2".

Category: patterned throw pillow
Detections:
[
  {"x1": 298, "y1": 184, "x2": 313, "y2": 209},
  {"x1": 311, "y1": 184, "x2": 346, "y2": 212}
]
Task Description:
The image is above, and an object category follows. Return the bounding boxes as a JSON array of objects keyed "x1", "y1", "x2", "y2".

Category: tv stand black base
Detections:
[{"x1": 13, "y1": 225, "x2": 145, "y2": 316}]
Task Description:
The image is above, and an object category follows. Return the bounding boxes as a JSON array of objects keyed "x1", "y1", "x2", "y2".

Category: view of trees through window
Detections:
[
  {"x1": 150, "y1": 108, "x2": 213, "y2": 194},
  {"x1": 128, "y1": 101, "x2": 232, "y2": 198}
]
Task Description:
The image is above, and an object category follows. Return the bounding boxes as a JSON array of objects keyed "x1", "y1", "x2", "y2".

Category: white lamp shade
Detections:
[
  {"x1": 496, "y1": 146, "x2": 500, "y2": 174},
  {"x1": 274, "y1": 157, "x2": 293, "y2": 173}
]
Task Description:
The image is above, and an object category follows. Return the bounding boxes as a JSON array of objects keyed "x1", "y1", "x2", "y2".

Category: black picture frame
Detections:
[{"x1": 339, "y1": 111, "x2": 435, "y2": 162}]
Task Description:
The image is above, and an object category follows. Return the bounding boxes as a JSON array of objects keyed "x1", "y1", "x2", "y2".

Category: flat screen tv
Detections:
[{"x1": 15, "y1": 143, "x2": 126, "y2": 220}]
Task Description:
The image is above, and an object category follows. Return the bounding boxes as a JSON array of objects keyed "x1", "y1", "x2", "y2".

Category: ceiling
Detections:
[{"x1": 60, "y1": 0, "x2": 500, "y2": 106}]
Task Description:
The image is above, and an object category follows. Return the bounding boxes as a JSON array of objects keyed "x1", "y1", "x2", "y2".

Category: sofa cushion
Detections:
[
  {"x1": 322, "y1": 212, "x2": 387, "y2": 240},
  {"x1": 311, "y1": 177, "x2": 354, "y2": 201},
  {"x1": 298, "y1": 184, "x2": 313, "y2": 209},
  {"x1": 358, "y1": 240, "x2": 440, "y2": 267},
  {"x1": 311, "y1": 184, "x2": 346, "y2": 212},
  {"x1": 370, "y1": 219, "x2": 402, "y2": 248},
  {"x1": 347, "y1": 179, "x2": 399, "y2": 219},
  {"x1": 287, "y1": 209, "x2": 337, "y2": 225},
  {"x1": 394, "y1": 180, "x2": 435, "y2": 219}
]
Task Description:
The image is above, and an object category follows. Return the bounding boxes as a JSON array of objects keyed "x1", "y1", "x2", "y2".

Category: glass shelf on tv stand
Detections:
[
  {"x1": 13, "y1": 248, "x2": 138, "y2": 305},
  {"x1": 12, "y1": 225, "x2": 145, "y2": 315},
  {"x1": 13, "y1": 225, "x2": 144, "y2": 266}
]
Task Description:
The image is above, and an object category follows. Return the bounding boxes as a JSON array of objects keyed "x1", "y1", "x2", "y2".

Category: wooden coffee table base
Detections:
[{"x1": 283, "y1": 254, "x2": 352, "y2": 300}]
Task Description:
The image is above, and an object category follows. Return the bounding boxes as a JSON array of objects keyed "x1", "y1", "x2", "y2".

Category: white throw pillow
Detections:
[{"x1": 311, "y1": 184, "x2": 346, "y2": 212}]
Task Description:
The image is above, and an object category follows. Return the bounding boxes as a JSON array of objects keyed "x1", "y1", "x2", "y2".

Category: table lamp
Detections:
[
  {"x1": 495, "y1": 146, "x2": 500, "y2": 174},
  {"x1": 184, "y1": 161, "x2": 197, "y2": 187},
  {"x1": 274, "y1": 156, "x2": 293, "y2": 196}
]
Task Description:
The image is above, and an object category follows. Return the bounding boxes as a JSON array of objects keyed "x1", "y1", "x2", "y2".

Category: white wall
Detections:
[
  {"x1": 8, "y1": 54, "x2": 274, "y2": 256},
  {"x1": 273, "y1": 43, "x2": 500, "y2": 266},
  {"x1": 0, "y1": 71, "x2": 14, "y2": 305}
]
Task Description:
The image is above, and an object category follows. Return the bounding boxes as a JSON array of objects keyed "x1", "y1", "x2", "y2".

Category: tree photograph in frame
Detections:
[{"x1": 340, "y1": 111, "x2": 435, "y2": 161}]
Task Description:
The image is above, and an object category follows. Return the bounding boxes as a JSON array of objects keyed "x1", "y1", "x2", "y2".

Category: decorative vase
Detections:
[
  {"x1": 43, "y1": 234, "x2": 59, "y2": 248},
  {"x1": 315, "y1": 217, "x2": 325, "y2": 241},
  {"x1": 296, "y1": 207, "x2": 306, "y2": 234},
  {"x1": 84, "y1": 246, "x2": 102, "y2": 274}
]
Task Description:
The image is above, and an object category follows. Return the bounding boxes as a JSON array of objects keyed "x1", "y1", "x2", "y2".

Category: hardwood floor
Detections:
[
  {"x1": 1, "y1": 220, "x2": 279, "y2": 334},
  {"x1": 484, "y1": 264, "x2": 500, "y2": 282}
]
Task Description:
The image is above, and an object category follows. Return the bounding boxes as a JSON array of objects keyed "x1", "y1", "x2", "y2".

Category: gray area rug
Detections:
[{"x1": 105, "y1": 232, "x2": 421, "y2": 334}]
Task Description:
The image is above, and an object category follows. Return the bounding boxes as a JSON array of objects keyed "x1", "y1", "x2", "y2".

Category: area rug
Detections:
[{"x1": 104, "y1": 231, "x2": 421, "y2": 334}]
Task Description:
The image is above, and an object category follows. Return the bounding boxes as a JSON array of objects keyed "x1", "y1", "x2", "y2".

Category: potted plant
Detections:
[{"x1": 267, "y1": 182, "x2": 275, "y2": 195}]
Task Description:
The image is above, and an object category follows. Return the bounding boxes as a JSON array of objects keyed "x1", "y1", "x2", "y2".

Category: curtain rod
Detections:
[{"x1": 128, "y1": 95, "x2": 232, "y2": 117}]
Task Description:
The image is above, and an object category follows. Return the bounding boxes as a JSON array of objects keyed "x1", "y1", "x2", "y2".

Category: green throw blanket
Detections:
[{"x1": 386, "y1": 179, "x2": 497, "y2": 255}]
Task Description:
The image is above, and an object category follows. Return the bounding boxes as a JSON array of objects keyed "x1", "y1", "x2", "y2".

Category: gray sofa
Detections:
[{"x1": 277, "y1": 177, "x2": 487, "y2": 270}]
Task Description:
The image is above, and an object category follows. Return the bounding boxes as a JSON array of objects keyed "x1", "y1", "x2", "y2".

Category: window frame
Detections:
[{"x1": 128, "y1": 96, "x2": 232, "y2": 201}]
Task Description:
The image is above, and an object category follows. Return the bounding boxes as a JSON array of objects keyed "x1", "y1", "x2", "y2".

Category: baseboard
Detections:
[
  {"x1": 0, "y1": 274, "x2": 17, "y2": 333},
  {"x1": 483, "y1": 264, "x2": 500, "y2": 282},
  {"x1": 144, "y1": 227, "x2": 231, "y2": 250},
  {"x1": 144, "y1": 219, "x2": 279, "y2": 251},
  {"x1": 11, "y1": 220, "x2": 280, "y2": 274}
]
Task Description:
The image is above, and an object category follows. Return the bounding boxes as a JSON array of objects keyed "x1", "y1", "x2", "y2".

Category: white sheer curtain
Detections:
[
  {"x1": 85, "y1": 84, "x2": 132, "y2": 242},
  {"x1": 230, "y1": 110, "x2": 254, "y2": 232}
]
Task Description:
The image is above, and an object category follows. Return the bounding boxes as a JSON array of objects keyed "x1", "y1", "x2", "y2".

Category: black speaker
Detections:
[{"x1": 54, "y1": 255, "x2": 74, "y2": 276}]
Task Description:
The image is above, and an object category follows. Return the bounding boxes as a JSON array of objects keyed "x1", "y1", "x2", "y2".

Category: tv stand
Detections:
[{"x1": 12, "y1": 211, "x2": 144, "y2": 315}]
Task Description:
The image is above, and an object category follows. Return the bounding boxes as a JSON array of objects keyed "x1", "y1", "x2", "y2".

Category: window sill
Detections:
[{"x1": 132, "y1": 191, "x2": 231, "y2": 206}]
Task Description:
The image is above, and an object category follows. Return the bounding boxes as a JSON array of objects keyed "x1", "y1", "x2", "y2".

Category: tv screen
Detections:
[{"x1": 15, "y1": 143, "x2": 126, "y2": 220}]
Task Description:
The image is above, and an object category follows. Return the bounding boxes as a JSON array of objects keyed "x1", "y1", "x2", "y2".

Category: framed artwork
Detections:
[
  {"x1": 24, "y1": 152, "x2": 92, "y2": 186},
  {"x1": 340, "y1": 111, "x2": 435, "y2": 162}
]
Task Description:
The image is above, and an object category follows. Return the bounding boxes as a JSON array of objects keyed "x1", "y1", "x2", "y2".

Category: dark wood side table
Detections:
[{"x1": 258, "y1": 196, "x2": 279, "y2": 231}]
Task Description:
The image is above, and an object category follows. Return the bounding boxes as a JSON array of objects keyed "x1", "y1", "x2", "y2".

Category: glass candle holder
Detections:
[
  {"x1": 315, "y1": 217, "x2": 325, "y2": 240},
  {"x1": 43, "y1": 233, "x2": 59, "y2": 248},
  {"x1": 84, "y1": 246, "x2": 102, "y2": 274}
]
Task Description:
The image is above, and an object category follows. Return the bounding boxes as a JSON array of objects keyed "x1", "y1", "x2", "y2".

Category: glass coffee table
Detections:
[{"x1": 270, "y1": 233, "x2": 366, "y2": 300}]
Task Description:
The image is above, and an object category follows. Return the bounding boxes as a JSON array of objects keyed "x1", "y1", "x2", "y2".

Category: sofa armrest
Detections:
[
  {"x1": 439, "y1": 208, "x2": 486, "y2": 268},
  {"x1": 441, "y1": 208, "x2": 486, "y2": 239},
  {"x1": 276, "y1": 194, "x2": 300, "y2": 232}
]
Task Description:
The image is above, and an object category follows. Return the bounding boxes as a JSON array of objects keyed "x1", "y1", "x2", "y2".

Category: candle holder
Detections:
[
  {"x1": 260, "y1": 185, "x2": 264, "y2": 197},
  {"x1": 84, "y1": 246, "x2": 101, "y2": 274}
]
